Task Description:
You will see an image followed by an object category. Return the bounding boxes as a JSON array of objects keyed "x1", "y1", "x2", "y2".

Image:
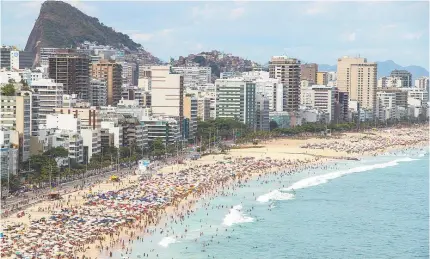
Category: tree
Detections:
[
  {"x1": 43, "y1": 147, "x2": 69, "y2": 158},
  {"x1": 1, "y1": 174, "x2": 22, "y2": 192},
  {"x1": 269, "y1": 120, "x2": 278, "y2": 131},
  {"x1": 150, "y1": 138, "x2": 166, "y2": 158},
  {"x1": 1, "y1": 83, "x2": 16, "y2": 96}
]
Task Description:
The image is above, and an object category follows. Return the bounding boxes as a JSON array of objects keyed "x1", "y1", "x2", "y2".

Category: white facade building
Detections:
[
  {"x1": 300, "y1": 85, "x2": 335, "y2": 121},
  {"x1": 81, "y1": 128, "x2": 102, "y2": 163},
  {"x1": 116, "y1": 99, "x2": 152, "y2": 120},
  {"x1": 101, "y1": 121, "x2": 123, "y2": 148},
  {"x1": 150, "y1": 66, "x2": 184, "y2": 123},
  {"x1": 46, "y1": 114, "x2": 81, "y2": 133},
  {"x1": 377, "y1": 76, "x2": 403, "y2": 88},
  {"x1": 138, "y1": 78, "x2": 151, "y2": 91},
  {"x1": 31, "y1": 79, "x2": 64, "y2": 128},
  {"x1": 414, "y1": 77, "x2": 429, "y2": 91},
  {"x1": 171, "y1": 66, "x2": 211, "y2": 89},
  {"x1": 243, "y1": 71, "x2": 283, "y2": 112},
  {"x1": 0, "y1": 70, "x2": 22, "y2": 84},
  {"x1": 376, "y1": 92, "x2": 398, "y2": 121},
  {"x1": 406, "y1": 88, "x2": 429, "y2": 103}
]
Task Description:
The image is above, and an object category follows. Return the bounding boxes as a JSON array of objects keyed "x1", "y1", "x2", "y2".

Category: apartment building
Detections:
[
  {"x1": 100, "y1": 121, "x2": 123, "y2": 148},
  {"x1": 171, "y1": 66, "x2": 211, "y2": 89},
  {"x1": 415, "y1": 77, "x2": 429, "y2": 91},
  {"x1": 40, "y1": 48, "x2": 76, "y2": 66},
  {"x1": 30, "y1": 78, "x2": 63, "y2": 128},
  {"x1": 119, "y1": 115, "x2": 148, "y2": 151},
  {"x1": 300, "y1": 85, "x2": 336, "y2": 121},
  {"x1": 337, "y1": 56, "x2": 377, "y2": 112},
  {"x1": 390, "y1": 70, "x2": 412, "y2": 88},
  {"x1": 0, "y1": 92, "x2": 32, "y2": 162},
  {"x1": 150, "y1": 66, "x2": 184, "y2": 132},
  {"x1": 215, "y1": 78, "x2": 256, "y2": 128},
  {"x1": 53, "y1": 106, "x2": 101, "y2": 130},
  {"x1": 316, "y1": 72, "x2": 328, "y2": 85},
  {"x1": 300, "y1": 63, "x2": 318, "y2": 85},
  {"x1": 269, "y1": 56, "x2": 301, "y2": 112},
  {"x1": 0, "y1": 128, "x2": 18, "y2": 178},
  {"x1": 0, "y1": 46, "x2": 34, "y2": 69},
  {"x1": 89, "y1": 79, "x2": 107, "y2": 107},
  {"x1": 197, "y1": 97, "x2": 211, "y2": 121},
  {"x1": 243, "y1": 71, "x2": 283, "y2": 112},
  {"x1": 48, "y1": 54, "x2": 90, "y2": 99},
  {"x1": 91, "y1": 60, "x2": 122, "y2": 105},
  {"x1": 334, "y1": 91, "x2": 349, "y2": 123},
  {"x1": 256, "y1": 94, "x2": 270, "y2": 131},
  {"x1": 376, "y1": 92, "x2": 398, "y2": 121},
  {"x1": 141, "y1": 116, "x2": 181, "y2": 145},
  {"x1": 183, "y1": 95, "x2": 198, "y2": 141}
]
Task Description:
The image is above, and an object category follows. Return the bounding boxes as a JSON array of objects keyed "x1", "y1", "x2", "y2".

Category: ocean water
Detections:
[{"x1": 115, "y1": 147, "x2": 429, "y2": 259}]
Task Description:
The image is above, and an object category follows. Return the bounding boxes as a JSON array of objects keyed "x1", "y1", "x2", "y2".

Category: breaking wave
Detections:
[
  {"x1": 159, "y1": 236, "x2": 177, "y2": 247},
  {"x1": 283, "y1": 157, "x2": 418, "y2": 191},
  {"x1": 256, "y1": 190, "x2": 295, "y2": 203},
  {"x1": 222, "y1": 204, "x2": 254, "y2": 226}
]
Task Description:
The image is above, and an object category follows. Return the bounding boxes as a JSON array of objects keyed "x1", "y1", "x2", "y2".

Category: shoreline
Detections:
[
  {"x1": 1, "y1": 126, "x2": 428, "y2": 259},
  {"x1": 105, "y1": 142, "x2": 429, "y2": 259}
]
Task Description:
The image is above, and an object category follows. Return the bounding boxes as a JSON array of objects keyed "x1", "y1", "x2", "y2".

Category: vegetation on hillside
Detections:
[{"x1": 25, "y1": 1, "x2": 146, "y2": 53}]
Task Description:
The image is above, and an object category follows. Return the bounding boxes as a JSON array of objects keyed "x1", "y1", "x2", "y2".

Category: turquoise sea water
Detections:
[{"x1": 113, "y1": 147, "x2": 429, "y2": 259}]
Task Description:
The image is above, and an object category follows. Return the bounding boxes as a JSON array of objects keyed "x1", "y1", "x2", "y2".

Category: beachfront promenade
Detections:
[{"x1": 0, "y1": 125, "x2": 428, "y2": 259}]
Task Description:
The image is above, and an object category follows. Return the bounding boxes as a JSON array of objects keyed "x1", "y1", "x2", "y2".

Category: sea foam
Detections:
[
  {"x1": 222, "y1": 204, "x2": 254, "y2": 226},
  {"x1": 158, "y1": 236, "x2": 177, "y2": 247},
  {"x1": 256, "y1": 190, "x2": 295, "y2": 203},
  {"x1": 283, "y1": 157, "x2": 418, "y2": 191}
]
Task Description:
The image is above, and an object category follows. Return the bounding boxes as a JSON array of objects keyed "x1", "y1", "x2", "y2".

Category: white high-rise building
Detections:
[
  {"x1": 243, "y1": 71, "x2": 283, "y2": 112},
  {"x1": 406, "y1": 88, "x2": 429, "y2": 103},
  {"x1": 46, "y1": 114, "x2": 81, "y2": 133},
  {"x1": 415, "y1": 77, "x2": 429, "y2": 91},
  {"x1": 378, "y1": 76, "x2": 403, "y2": 88},
  {"x1": 171, "y1": 66, "x2": 211, "y2": 89},
  {"x1": 215, "y1": 78, "x2": 256, "y2": 128},
  {"x1": 150, "y1": 66, "x2": 184, "y2": 130},
  {"x1": 376, "y1": 91, "x2": 398, "y2": 121},
  {"x1": 300, "y1": 85, "x2": 335, "y2": 121},
  {"x1": 31, "y1": 79, "x2": 63, "y2": 128}
]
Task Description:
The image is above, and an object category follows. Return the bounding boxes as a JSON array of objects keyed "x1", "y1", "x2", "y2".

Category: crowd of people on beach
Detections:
[
  {"x1": 1, "y1": 126, "x2": 428, "y2": 259},
  {"x1": 1, "y1": 156, "x2": 316, "y2": 259},
  {"x1": 300, "y1": 127, "x2": 428, "y2": 154}
]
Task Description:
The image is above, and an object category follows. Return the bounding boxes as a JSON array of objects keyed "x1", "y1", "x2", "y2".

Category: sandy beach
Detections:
[{"x1": 1, "y1": 125, "x2": 428, "y2": 259}]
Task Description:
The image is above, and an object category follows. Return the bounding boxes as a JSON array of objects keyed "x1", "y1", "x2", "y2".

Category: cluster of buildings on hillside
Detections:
[
  {"x1": 172, "y1": 50, "x2": 260, "y2": 81},
  {"x1": 0, "y1": 44, "x2": 429, "y2": 181}
]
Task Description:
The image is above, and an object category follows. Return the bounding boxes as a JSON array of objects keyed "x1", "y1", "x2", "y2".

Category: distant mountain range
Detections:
[{"x1": 319, "y1": 60, "x2": 429, "y2": 79}]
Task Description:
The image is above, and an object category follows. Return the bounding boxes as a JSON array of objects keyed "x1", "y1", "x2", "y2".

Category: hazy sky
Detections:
[{"x1": 1, "y1": 0, "x2": 429, "y2": 68}]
